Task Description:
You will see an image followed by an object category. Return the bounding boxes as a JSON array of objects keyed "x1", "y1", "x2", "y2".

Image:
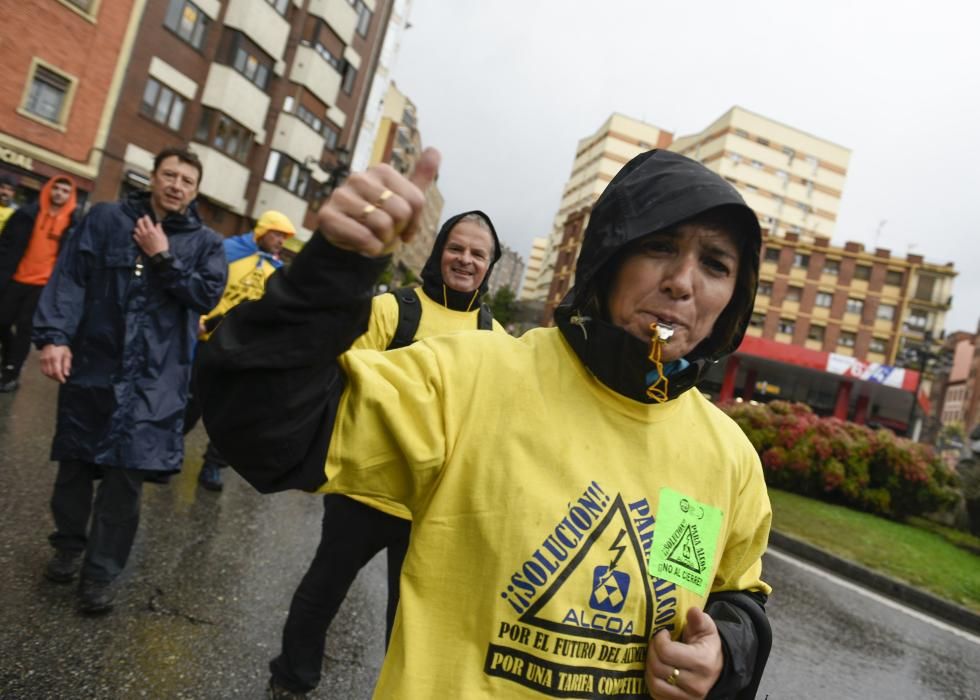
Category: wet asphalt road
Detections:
[{"x1": 2, "y1": 364, "x2": 979, "y2": 699}]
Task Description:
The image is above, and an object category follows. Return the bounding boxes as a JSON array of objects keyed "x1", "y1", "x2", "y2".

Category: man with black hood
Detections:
[
  {"x1": 198, "y1": 149, "x2": 772, "y2": 699},
  {"x1": 267, "y1": 209, "x2": 505, "y2": 698},
  {"x1": 32, "y1": 146, "x2": 227, "y2": 614}
]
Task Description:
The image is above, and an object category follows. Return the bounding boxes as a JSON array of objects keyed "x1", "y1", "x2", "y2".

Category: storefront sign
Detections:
[
  {"x1": 0, "y1": 146, "x2": 34, "y2": 171},
  {"x1": 825, "y1": 353, "x2": 916, "y2": 389}
]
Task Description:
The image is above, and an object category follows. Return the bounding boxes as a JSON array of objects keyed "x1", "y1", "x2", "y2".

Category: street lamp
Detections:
[{"x1": 897, "y1": 332, "x2": 951, "y2": 440}]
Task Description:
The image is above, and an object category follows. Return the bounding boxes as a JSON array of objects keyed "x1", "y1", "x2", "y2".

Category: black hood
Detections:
[
  {"x1": 554, "y1": 149, "x2": 761, "y2": 403},
  {"x1": 420, "y1": 209, "x2": 502, "y2": 311},
  {"x1": 121, "y1": 190, "x2": 205, "y2": 234}
]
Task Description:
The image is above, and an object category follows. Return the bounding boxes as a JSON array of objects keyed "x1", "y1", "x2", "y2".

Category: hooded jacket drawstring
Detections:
[{"x1": 646, "y1": 322, "x2": 669, "y2": 403}]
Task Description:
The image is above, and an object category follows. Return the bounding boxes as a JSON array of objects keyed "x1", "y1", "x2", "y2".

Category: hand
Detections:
[
  {"x1": 133, "y1": 215, "x2": 169, "y2": 256},
  {"x1": 39, "y1": 344, "x2": 73, "y2": 384},
  {"x1": 197, "y1": 316, "x2": 207, "y2": 336},
  {"x1": 316, "y1": 147, "x2": 441, "y2": 257},
  {"x1": 645, "y1": 607, "x2": 723, "y2": 699}
]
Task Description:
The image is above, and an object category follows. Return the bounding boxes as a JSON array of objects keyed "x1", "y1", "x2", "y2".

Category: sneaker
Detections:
[
  {"x1": 0, "y1": 372, "x2": 19, "y2": 392},
  {"x1": 78, "y1": 578, "x2": 115, "y2": 615},
  {"x1": 267, "y1": 678, "x2": 309, "y2": 700},
  {"x1": 44, "y1": 549, "x2": 82, "y2": 583},
  {"x1": 198, "y1": 461, "x2": 223, "y2": 491}
]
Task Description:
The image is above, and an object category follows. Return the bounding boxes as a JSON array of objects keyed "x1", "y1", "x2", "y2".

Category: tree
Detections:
[{"x1": 487, "y1": 287, "x2": 517, "y2": 326}]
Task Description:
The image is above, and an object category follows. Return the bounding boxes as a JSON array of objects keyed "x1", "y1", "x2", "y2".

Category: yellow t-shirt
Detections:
[
  {"x1": 200, "y1": 254, "x2": 278, "y2": 340},
  {"x1": 338, "y1": 287, "x2": 506, "y2": 518},
  {"x1": 324, "y1": 327, "x2": 772, "y2": 699}
]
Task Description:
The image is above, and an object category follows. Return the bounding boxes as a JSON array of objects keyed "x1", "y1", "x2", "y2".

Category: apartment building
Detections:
[
  {"x1": 487, "y1": 245, "x2": 525, "y2": 298},
  {"x1": 519, "y1": 236, "x2": 547, "y2": 301},
  {"x1": 366, "y1": 81, "x2": 443, "y2": 276},
  {"x1": 0, "y1": 0, "x2": 143, "y2": 205},
  {"x1": 91, "y1": 0, "x2": 393, "y2": 239},
  {"x1": 532, "y1": 113, "x2": 673, "y2": 314},
  {"x1": 669, "y1": 106, "x2": 851, "y2": 243},
  {"x1": 933, "y1": 329, "x2": 978, "y2": 431}
]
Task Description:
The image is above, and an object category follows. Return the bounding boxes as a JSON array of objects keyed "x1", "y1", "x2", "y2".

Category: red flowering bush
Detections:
[{"x1": 722, "y1": 400, "x2": 957, "y2": 520}]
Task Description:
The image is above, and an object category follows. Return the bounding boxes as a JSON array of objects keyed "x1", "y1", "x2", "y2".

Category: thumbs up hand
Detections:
[{"x1": 317, "y1": 147, "x2": 441, "y2": 257}]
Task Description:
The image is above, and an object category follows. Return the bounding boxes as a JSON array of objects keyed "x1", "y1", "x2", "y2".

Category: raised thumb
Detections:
[
  {"x1": 409, "y1": 147, "x2": 441, "y2": 190},
  {"x1": 682, "y1": 606, "x2": 716, "y2": 643}
]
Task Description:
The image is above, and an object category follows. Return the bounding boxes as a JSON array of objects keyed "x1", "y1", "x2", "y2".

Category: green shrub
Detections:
[{"x1": 723, "y1": 400, "x2": 957, "y2": 520}]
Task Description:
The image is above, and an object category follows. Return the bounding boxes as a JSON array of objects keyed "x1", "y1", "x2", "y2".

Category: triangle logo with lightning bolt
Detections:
[{"x1": 518, "y1": 496, "x2": 653, "y2": 645}]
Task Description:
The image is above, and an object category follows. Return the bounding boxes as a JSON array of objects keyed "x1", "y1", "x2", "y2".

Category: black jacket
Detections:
[{"x1": 33, "y1": 193, "x2": 227, "y2": 472}]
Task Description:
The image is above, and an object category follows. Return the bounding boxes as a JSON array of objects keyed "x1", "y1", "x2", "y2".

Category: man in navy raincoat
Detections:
[{"x1": 32, "y1": 146, "x2": 227, "y2": 614}]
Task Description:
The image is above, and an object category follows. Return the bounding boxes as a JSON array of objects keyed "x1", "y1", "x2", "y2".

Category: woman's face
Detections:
[{"x1": 606, "y1": 223, "x2": 740, "y2": 362}]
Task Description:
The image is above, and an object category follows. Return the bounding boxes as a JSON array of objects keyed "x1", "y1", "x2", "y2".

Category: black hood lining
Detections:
[{"x1": 420, "y1": 209, "x2": 501, "y2": 311}]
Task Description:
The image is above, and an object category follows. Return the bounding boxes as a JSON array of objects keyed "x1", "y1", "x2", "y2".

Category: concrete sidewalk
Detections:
[{"x1": 770, "y1": 529, "x2": 980, "y2": 635}]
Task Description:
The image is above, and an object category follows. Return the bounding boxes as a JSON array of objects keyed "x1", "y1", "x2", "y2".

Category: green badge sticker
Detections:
[{"x1": 647, "y1": 488, "x2": 723, "y2": 597}]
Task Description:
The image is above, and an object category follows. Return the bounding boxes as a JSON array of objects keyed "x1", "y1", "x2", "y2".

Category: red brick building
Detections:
[{"x1": 0, "y1": 0, "x2": 142, "y2": 205}]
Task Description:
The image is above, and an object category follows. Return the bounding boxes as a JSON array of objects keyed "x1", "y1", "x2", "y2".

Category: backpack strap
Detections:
[
  {"x1": 388, "y1": 287, "x2": 422, "y2": 350},
  {"x1": 477, "y1": 302, "x2": 494, "y2": 330}
]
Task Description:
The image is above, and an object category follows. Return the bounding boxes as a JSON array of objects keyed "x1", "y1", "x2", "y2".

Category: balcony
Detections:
[
  {"x1": 271, "y1": 112, "x2": 326, "y2": 167},
  {"x1": 253, "y1": 182, "x2": 312, "y2": 241},
  {"x1": 201, "y1": 65, "x2": 269, "y2": 142},
  {"x1": 290, "y1": 44, "x2": 342, "y2": 108},
  {"x1": 308, "y1": 0, "x2": 357, "y2": 44},
  {"x1": 223, "y1": 0, "x2": 290, "y2": 60},
  {"x1": 194, "y1": 145, "x2": 250, "y2": 214}
]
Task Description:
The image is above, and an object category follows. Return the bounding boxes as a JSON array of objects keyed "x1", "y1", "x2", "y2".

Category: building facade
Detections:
[
  {"x1": 0, "y1": 0, "x2": 143, "y2": 206},
  {"x1": 365, "y1": 81, "x2": 443, "y2": 276},
  {"x1": 669, "y1": 106, "x2": 851, "y2": 243},
  {"x1": 487, "y1": 245, "x2": 524, "y2": 298},
  {"x1": 90, "y1": 0, "x2": 393, "y2": 240},
  {"x1": 519, "y1": 236, "x2": 547, "y2": 301}
]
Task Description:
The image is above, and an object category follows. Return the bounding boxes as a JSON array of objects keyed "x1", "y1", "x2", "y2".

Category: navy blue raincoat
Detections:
[{"x1": 32, "y1": 192, "x2": 227, "y2": 473}]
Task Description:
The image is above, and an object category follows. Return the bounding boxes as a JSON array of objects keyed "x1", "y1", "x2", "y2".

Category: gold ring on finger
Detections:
[
  {"x1": 666, "y1": 668, "x2": 680, "y2": 686},
  {"x1": 376, "y1": 188, "x2": 393, "y2": 205},
  {"x1": 360, "y1": 203, "x2": 377, "y2": 218}
]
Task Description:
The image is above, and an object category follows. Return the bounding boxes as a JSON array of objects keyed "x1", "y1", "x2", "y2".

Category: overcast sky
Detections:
[{"x1": 389, "y1": 0, "x2": 979, "y2": 334}]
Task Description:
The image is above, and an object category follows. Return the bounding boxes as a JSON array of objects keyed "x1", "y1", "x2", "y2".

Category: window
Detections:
[
  {"x1": 734, "y1": 128, "x2": 749, "y2": 138},
  {"x1": 853, "y1": 265, "x2": 871, "y2": 281},
  {"x1": 744, "y1": 183, "x2": 757, "y2": 192},
  {"x1": 815, "y1": 291, "x2": 833, "y2": 308},
  {"x1": 756, "y1": 137, "x2": 769, "y2": 146},
  {"x1": 906, "y1": 308, "x2": 928, "y2": 329},
  {"x1": 805, "y1": 155, "x2": 819, "y2": 173},
  {"x1": 785, "y1": 286, "x2": 803, "y2": 302},
  {"x1": 264, "y1": 151, "x2": 311, "y2": 198},
  {"x1": 195, "y1": 108, "x2": 253, "y2": 162},
  {"x1": 164, "y1": 0, "x2": 209, "y2": 50},
  {"x1": 294, "y1": 103, "x2": 340, "y2": 148},
  {"x1": 764, "y1": 247, "x2": 780, "y2": 262},
  {"x1": 839, "y1": 332, "x2": 856, "y2": 348},
  {"x1": 823, "y1": 259, "x2": 840, "y2": 275},
  {"x1": 749, "y1": 313, "x2": 765, "y2": 329},
  {"x1": 846, "y1": 298, "x2": 864, "y2": 315},
  {"x1": 876, "y1": 303, "x2": 895, "y2": 321},
  {"x1": 24, "y1": 64, "x2": 72, "y2": 124},
  {"x1": 229, "y1": 32, "x2": 272, "y2": 89},
  {"x1": 311, "y1": 21, "x2": 344, "y2": 70},
  {"x1": 793, "y1": 253, "x2": 809, "y2": 269},
  {"x1": 342, "y1": 63, "x2": 357, "y2": 95},
  {"x1": 885, "y1": 270, "x2": 904, "y2": 286},
  {"x1": 757, "y1": 280, "x2": 772, "y2": 296},
  {"x1": 729, "y1": 152, "x2": 741, "y2": 164},
  {"x1": 323, "y1": 125, "x2": 339, "y2": 150},
  {"x1": 914, "y1": 274, "x2": 936, "y2": 301},
  {"x1": 869, "y1": 337, "x2": 887, "y2": 354},
  {"x1": 750, "y1": 159, "x2": 763, "y2": 169},
  {"x1": 140, "y1": 77, "x2": 186, "y2": 131},
  {"x1": 777, "y1": 318, "x2": 795, "y2": 335},
  {"x1": 355, "y1": 0, "x2": 373, "y2": 36},
  {"x1": 782, "y1": 146, "x2": 795, "y2": 162},
  {"x1": 265, "y1": 0, "x2": 288, "y2": 15},
  {"x1": 807, "y1": 325, "x2": 825, "y2": 343},
  {"x1": 65, "y1": 0, "x2": 94, "y2": 10}
]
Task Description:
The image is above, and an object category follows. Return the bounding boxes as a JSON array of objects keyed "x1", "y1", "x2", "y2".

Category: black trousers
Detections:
[
  {"x1": 0, "y1": 280, "x2": 43, "y2": 376},
  {"x1": 49, "y1": 460, "x2": 145, "y2": 582},
  {"x1": 270, "y1": 494, "x2": 410, "y2": 693}
]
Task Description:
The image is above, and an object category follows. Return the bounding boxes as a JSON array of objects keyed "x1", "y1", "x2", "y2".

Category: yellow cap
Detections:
[{"x1": 255, "y1": 210, "x2": 296, "y2": 239}]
